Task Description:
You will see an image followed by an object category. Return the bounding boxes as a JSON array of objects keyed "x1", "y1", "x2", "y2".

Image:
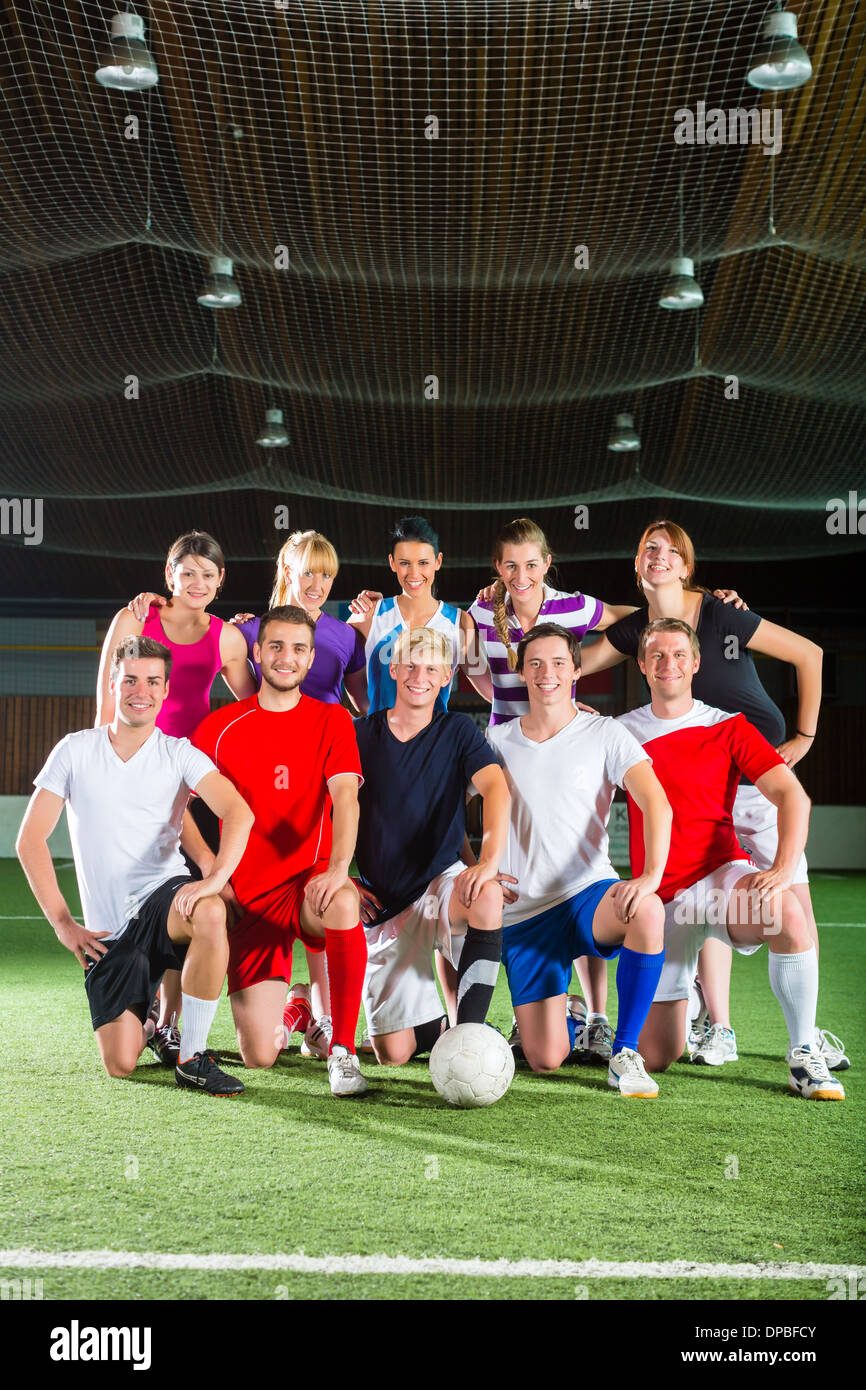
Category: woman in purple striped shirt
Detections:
[{"x1": 468, "y1": 517, "x2": 635, "y2": 725}]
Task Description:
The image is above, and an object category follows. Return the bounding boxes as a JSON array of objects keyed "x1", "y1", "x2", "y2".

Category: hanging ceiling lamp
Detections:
[
  {"x1": 197, "y1": 255, "x2": 241, "y2": 308},
  {"x1": 256, "y1": 409, "x2": 289, "y2": 448},
  {"x1": 747, "y1": 6, "x2": 812, "y2": 90},
  {"x1": 607, "y1": 413, "x2": 640, "y2": 452},
  {"x1": 659, "y1": 169, "x2": 704, "y2": 310},
  {"x1": 94, "y1": 11, "x2": 159, "y2": 91}
]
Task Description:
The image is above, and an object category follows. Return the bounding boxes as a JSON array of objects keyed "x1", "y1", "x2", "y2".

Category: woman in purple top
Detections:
[{"x1": 231, "y1": 530, "x2": 368, "y2": 712}]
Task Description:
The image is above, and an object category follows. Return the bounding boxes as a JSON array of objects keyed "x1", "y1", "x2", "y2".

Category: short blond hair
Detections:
[{"x1": 390, "y1": 627, "x2": 452, "y2": 669}]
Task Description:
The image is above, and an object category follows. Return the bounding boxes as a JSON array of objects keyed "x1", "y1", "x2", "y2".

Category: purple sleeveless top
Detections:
[{"x1": 141, "y1": 605, "x2": 223, "y2": 738}]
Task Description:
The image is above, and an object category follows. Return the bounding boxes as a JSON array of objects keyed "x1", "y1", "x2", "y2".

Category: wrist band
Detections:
[{"x1": 796, "y1": 729, "x2": 816, "y2": 739}]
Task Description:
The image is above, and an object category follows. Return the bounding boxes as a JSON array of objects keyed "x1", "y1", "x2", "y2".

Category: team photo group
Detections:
[{"x1": 15, "y1": 513, "x2": 848, "y2": 1106}]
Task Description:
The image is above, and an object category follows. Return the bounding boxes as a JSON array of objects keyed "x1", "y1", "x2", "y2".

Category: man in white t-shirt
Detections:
[
  {"x1": 487, "y1": 623, "x2": 672, "y2": 1097},
  {"x1": 16, "y1": 636, "x2": 254, "y2": 1096}
]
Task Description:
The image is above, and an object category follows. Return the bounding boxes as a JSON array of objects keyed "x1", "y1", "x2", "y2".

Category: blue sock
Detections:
[
  {"x1": 613, "y1": 947, "x2": 665, "y2": 1054},
  {"x1": 566, "y1": 1014, "x2": 578, "y2": 1052}
]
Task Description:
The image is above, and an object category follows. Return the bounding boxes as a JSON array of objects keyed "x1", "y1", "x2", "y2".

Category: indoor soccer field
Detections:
[{"x1": 1, "y1": 860, "x2": 862, "y2": 1304}]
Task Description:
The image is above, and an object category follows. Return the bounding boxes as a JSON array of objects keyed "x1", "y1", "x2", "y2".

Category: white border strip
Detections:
[{"x1": 0, "y1": 1250, "x2": 863, "y2": 1280}]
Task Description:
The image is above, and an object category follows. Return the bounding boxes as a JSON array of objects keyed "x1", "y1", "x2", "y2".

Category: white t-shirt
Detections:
[
  {"x1": 486, "y1": 711, "x2": 650, "y2": 926},
  {"x1": 34, "y1": 726, "x2": 216, "y2": 941}
]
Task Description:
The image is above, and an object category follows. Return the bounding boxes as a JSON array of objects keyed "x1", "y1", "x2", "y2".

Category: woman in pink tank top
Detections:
[
  {"x1": 96, "y1": 530, "x2": 255, "y2": 737},
  {"x1": 95, "y1": 531, "x2": 255, "y2": 1049}
]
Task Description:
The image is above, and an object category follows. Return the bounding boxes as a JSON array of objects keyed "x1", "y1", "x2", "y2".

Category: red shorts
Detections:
[{"x1": 227, "y1": 860, "x2": 328, "y2": 996}]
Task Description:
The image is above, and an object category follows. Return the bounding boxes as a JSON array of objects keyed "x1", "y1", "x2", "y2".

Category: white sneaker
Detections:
[
  {"x1": 327, "y1": 1044, "x2": 368, "y2": 1097},
  {"x1": 686, "y1": 977, "x2": 708, "y2": 1057},
  {"x1": 358, "y1": 1028, "x2": 376, "y2": 1056},
  {"x1": 508, "y1": 1015, "x2": 524, "y2": 1059},
  {"x1": 691, "y1": 1023, "x2": 738, "y2": 1066},
  {"x1": 608, "y1": 1047, "x2": 659, "y2": 1098},
  {"x1": 813, "y1": 1027, "x2": 850, "y2": 1072},
  {"x1": 788, "y1": 1044, "x2": 845, "y2": 1101},
  {"x1": 300, "y1": 1014, "x2": 333, "y2": 1059}
]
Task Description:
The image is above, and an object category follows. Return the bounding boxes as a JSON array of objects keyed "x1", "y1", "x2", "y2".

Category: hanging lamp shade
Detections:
[{"x1": 94, "y1": 12, "x2": 159, "y2": 91}]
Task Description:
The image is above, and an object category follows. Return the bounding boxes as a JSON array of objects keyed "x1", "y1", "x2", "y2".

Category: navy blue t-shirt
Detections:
[
  {"x1": 605, "y1": 594, "x2": 786, "y2": 783},
  {"x1": 354, "y1": 708, "x2": 499, "y2": 924}
]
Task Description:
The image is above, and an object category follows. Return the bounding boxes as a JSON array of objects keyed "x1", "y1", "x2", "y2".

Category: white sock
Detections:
[
  {"x1": 179, "y1": 993, "x2": 219, "y2": 1063},
  {"x1": 768, "y1": 947, "x2": 818, "y2": 1053}
]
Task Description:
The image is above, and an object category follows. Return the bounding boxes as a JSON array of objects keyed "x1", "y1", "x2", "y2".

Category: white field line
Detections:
[{"x1": 0, "y1": 1250, "x2": 863, "y2": 1281}]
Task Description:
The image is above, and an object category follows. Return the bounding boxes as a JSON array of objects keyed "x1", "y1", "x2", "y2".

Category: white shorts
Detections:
[
  {"x1": 655, "y1": 860, "x2": 763, "y2": 1002},
  {"x1": 733, "y1": 781, "x2": 809, "y2": 886},
  {"x1": 361, "y1": 862, "x2": 467, "y2": 1036}
]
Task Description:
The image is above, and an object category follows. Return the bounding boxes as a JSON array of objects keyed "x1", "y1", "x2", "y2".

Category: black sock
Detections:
[
  {"x1": 456, "y1": 926, "x2": 502, "y2": 1025},
  {"x1": 412, "y1": 1015, "x2": 448, "y2": 1058}
]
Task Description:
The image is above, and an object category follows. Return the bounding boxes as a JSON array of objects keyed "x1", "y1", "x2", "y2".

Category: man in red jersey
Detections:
[
  {"x1": 191, "y1": 606, "x2": 368, "y2": 1097},
  {"x1": 617, "y1": 619, "x2": 843, "y2": 1101}
]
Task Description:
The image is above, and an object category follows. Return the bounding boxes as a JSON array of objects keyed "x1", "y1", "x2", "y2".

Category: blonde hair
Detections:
[
  {"x1": 269, "y1": 530, "x2": 339, "y2": 608},
  {"x1": 636, "y1": 520, "x2": 707, "y2": 594},
  {"x1": 390, "y1": 626, "x2": 452, "y2": 670},
  {"x1": 491, "y1": 518, "x2": 552, "y2": 672}
]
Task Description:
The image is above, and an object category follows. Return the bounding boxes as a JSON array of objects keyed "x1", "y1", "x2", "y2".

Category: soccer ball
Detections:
[{"x1": 429, "y1": 1023, "x2": 515, "y2": 1108}]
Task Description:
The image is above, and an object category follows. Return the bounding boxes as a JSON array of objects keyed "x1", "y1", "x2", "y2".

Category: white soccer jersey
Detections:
[
  {"x1": 34, "y1": 726, "x2": 216, "y2": 941},
  {"x1": 486, "y1": 711, "x2": 649, "y2": 925}
]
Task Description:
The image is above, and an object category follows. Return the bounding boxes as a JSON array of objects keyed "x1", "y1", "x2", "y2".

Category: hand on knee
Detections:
[
  {"x1": 624, "y1": 895, "x2": 664, "y2": 953},
  {"x1": 466, "y1": 879, "x2": 504, "y2": 931},
  {"x1": 322, "y1": 883, "x2": 361, "y2": 931},
  {"x1": 190, "y1": 894, "x2": 227, "y2": 941}
]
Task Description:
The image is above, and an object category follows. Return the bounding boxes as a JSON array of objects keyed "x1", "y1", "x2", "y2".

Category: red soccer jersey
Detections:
[
  {"x1": 192, "y1": 694, "x2": 362, "y2": 909},
  {"x1": 616, "y1": 701, "x2": 785, "y2": 903}
]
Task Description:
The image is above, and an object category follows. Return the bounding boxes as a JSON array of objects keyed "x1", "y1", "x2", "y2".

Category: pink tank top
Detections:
[{"x1": 141, "y1": 605, "x2": 223, "y2": 738}]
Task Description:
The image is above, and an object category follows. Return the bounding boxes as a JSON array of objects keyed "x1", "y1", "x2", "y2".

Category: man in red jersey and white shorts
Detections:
[
  {"x1": 191, "y1": 605, "x2": 368, "y2": 1097},
  {"x1": 617, "y1": 618, "x2": 843, "y2": 1101}
]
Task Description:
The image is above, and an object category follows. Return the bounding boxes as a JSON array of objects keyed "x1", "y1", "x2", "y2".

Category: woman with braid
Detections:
[{"x1": 469, "y1": 518, "x2": 635, "y2": 1061}]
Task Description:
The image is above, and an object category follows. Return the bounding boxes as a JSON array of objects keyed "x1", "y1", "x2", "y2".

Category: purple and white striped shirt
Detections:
[{"x1": 469, "y1": 584, "x2": 603, "y2": 725}]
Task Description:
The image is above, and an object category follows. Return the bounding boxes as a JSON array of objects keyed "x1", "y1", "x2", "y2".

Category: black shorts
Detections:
[{"x1": 84, "y1": 876, "x2": 191, "y2": 1032}]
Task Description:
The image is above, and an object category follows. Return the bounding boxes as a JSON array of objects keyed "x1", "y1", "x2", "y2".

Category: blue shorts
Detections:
[{"x1": 501, "y1": 880, "x2": 620, "y2": 1007}]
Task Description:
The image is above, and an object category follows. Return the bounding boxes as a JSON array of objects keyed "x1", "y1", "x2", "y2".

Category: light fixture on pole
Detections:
[
  {"x1": 607, "y1": 413, "x2": 640, "y2": 452},
  {"x1": 256, "y1": 409, "x2": 289, "y2": 448},
  {"x1": 94, "y1": 11, "x2": 159, "y2": 90},
  {"x1": 747, "y1": 5, "x2": 812, "y2": 90},
  {"x1": 659, "y1": 169, "x2": 704, "y2": 310}
]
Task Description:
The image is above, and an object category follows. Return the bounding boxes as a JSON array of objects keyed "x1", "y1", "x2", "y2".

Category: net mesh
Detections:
[{"x1": 0, "y1": 0, "x2": 864, "y2": 596}]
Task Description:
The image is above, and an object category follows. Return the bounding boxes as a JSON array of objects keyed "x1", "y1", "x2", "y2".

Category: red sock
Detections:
[
  {"x1": 324, "y1": 924, "x2": 367, "y2": 1053},
  {"x1": 282, "y1": 996, "x2": 312, "y2": 1044}
]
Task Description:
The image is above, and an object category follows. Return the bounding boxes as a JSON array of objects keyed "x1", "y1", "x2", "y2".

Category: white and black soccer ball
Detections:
[{"x1": 429, "y1": 1022, "x2": 515, "y2": 1108}]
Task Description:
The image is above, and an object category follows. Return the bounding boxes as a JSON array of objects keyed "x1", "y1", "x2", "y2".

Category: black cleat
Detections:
[
  {"x1": 148, "y1": 1014, "x2": 181, "y2": 1066},
  {"x1": 175, "y1": 1050, "x2": 245, "y2": 1097}
]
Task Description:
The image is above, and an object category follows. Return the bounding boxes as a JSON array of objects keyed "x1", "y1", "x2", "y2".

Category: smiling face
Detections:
[
  {"x1": 390, "y1": 653, "x2": 452, "y2": 712},
  {"x1": 286, "y1": 563, "x2": 334, "y2": 612},
  {"x1": 165, "y1": 552, "x2": 223, "y2": 609},
  {"x1": 636, "y1": 528, "x2": 690, "y2": 590},
  {"x1": 110, "y1": 658, "x2": 168, "y2": 728},
  {"x1": 389, "y1": 541, "x2": 442, "y2": 598},
  {"x1": 518, "y1": 634, "x2": 578, "y2": 710},
  {"x1": 639, "y1": 629, "x2": 699, "y2": 701},
  {"x1": 495, "y1": 542, "x2": 551, "y2": 605},
  {"x1": 255, "y1": 621, "x2": 315, "y2": 692}
]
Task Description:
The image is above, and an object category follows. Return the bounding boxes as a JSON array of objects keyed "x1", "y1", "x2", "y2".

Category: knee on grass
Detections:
[
  {"x1": 371, "y1": 1037, "x2": 414, "y2": 1067},
  {"x1": 524, "y1": 1045, "x2": 569, "y2": 1075},
  {"x1": 103, "y1": 1054, "x2": 139, "y2": 1079},
  {"x1": 238, "y1": 1039, "x2": 281, "y2": 1070}
]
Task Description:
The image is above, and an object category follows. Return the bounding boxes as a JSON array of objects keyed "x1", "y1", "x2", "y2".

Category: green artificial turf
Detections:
[{"x1": 1, "y1": 861, "x2": 863, "y2": 1302}]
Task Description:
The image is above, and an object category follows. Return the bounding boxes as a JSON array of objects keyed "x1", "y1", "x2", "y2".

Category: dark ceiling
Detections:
[{"x1": 0, "y1": 1, "x2": 864, "y2": 610}]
